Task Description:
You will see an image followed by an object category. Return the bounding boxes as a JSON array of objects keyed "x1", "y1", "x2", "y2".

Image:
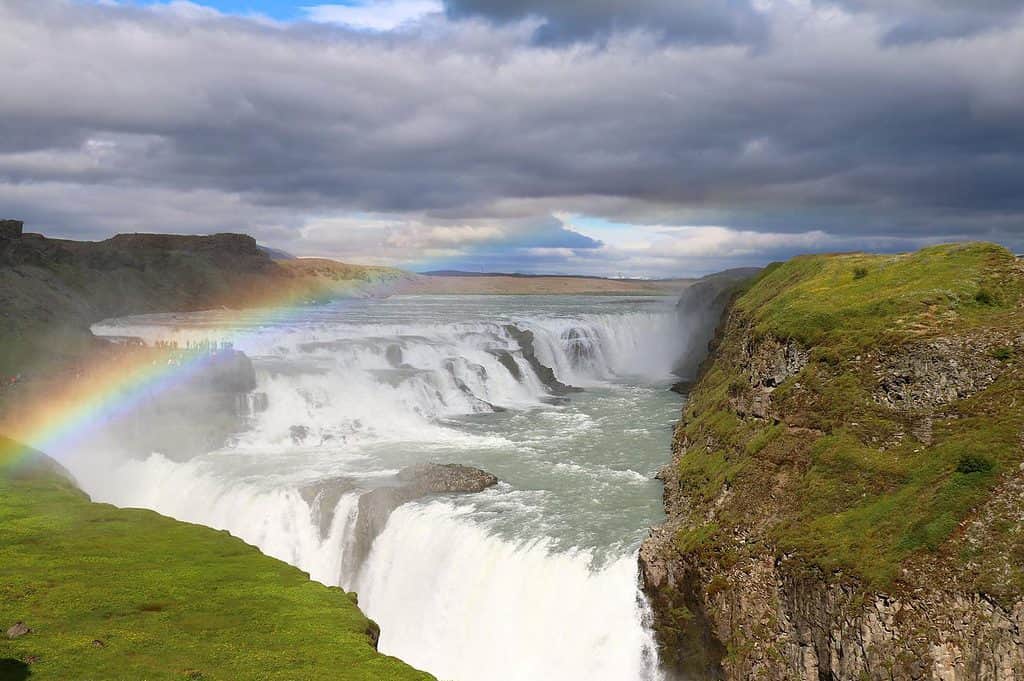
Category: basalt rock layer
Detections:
[
  {"x1": 0, "y1": 222, "x2": 407, "y2": 376},
  {"x1": 641, "y1": 243, "x2": 1024, "y2": 680}
]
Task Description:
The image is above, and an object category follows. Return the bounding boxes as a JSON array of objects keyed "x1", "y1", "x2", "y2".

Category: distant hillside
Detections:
[
  {"x1": 0, "y1": 220, "x2": 407, "y2": 375},
  {"x1": 421, "y1": 269, "x2": 616, "y2": 280},
  {"x1": 400, "y1": 272, "x2": 694, "y2": 295},
  {"x1": 258, "y1": 244, "x2": 296, "y2": 260}
]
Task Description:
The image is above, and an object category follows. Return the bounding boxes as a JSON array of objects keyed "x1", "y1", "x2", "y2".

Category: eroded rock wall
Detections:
[{"x1": 641, "y1": 304, "x2": 1024, "y2": 681}]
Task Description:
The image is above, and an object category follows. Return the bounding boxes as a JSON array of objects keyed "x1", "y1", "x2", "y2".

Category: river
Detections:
[{"x1": 80, "y1": 294, "x2": 689, "y2": 681}]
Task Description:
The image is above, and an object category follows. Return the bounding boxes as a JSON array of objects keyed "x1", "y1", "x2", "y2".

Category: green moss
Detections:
[
  {"x1": 956, "y1": 454, "x2": 994, "y2": 474},
  {"x1": 671, "y1": 242, "x2": 1024, "y2": 589},
  {"x1": 735, "y1": 242, "x2": 1021, "y2": 349},
  {"x1": 777, "y1": 379, "x2": 1021, "y2": 586},
  {"x1": 745, "y1": 423, "x2": 784, "y2": 456},
  {"x1": 991, "y1": 346, "x2": 1013, "y2": 361},
  {"x1": 0, "y1": 437, "x2": 434, "y2": 681},
  {"x1": 675, "y1": 522, "x2": 721, "y2": 554}
]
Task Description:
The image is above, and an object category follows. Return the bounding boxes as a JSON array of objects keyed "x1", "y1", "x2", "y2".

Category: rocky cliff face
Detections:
[
  {"x1": 0, "y1": 222, "x2": 405, "y2": 376},
  {"x1": 0, "y1": 222, "x2": 407, "y2": 458},
  {"x1": 641, "y1": 243, "x2": 1024, "y2": 680},
  {"x1": 672, "y1": 267, "x2": 762, "y2": 382}
]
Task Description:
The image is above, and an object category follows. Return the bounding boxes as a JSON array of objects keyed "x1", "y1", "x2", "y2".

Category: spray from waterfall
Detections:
[{"x1": 77, "y1": 296, "x2": 686, "y2": 681}]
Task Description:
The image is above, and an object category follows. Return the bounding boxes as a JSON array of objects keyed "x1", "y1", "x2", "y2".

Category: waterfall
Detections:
[{"x1": 82, "y1": 297, "x2": 685, "y2": 681}]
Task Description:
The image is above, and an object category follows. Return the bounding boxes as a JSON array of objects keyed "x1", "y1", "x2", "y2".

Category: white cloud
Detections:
[
  {"x1": 3, "y1": 1, "x2": 1024, "y2": 276},
  {"x1": 304, "y1": 0, "x2": 442, "y2": 31}
]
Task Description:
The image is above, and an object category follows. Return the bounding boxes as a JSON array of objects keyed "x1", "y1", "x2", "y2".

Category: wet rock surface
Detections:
[
  {"x1": 299, "y1": 476, "x2": 357, "y2": 539},
  {"x1": 396, "y1": 462, "x2": 499, "y2": 494},
  {"x1": 95, "y1": 349, "x2": 260, "y2": 461},
  {"x1": 502, "y1": 324, "x2": 582, "y2": 395},
  {"x1": 304, "y1": 463, "x2": 499, "y2": 578}
]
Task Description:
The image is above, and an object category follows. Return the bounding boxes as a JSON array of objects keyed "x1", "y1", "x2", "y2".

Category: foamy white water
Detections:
[{"x1": 80, "y1": 295, "x2": 687, "y2": 681}]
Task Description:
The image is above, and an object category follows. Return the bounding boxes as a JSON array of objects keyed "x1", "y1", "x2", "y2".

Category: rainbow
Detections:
[{"x1": 1, "y1": 273, "x2": 402, "y2": 468}]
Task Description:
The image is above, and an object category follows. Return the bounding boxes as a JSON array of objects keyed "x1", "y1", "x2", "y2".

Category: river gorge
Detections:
[{"x1": 66, "y1": 293, "x2": 706, "y2": 681}]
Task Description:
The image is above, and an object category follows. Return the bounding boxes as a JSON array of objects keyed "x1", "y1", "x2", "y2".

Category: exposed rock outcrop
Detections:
[
  {"x1": 6, "y1": 621, "x2": 31, "y2": 639},
  {"x1": 502, "y1": 324, "x2": 581, "y2": 395},
  {"x1": 0, "y1": 221, "x2": 406, "y2": 378},
  {"x1": 303, "y1": 463, "x2": 499, "y2": 578},
  {"x1": 396, "y1": 462, "x2": 499, "y2": 494},
  {"x1": 0, "y1": 219, "x2": 23, "y2": 241},
  {"x1": 873, "y1": 335, "x2": 1013, "y2": 410},
  {"x1": 673, "y1": 267, "x2": 760, "y2": 381},
  {"x1": 641, "y1": 537, "x2": 1024, "y2": 681},
  {"x1": 730, "y1": 336, "x2": 809, "y2": 420},
  {"x1": 641, "y1": 244, "x2": 1024, "y2": 681},
  {"x1": 299, "y1": 476, "x2": 357, "y2": 539}
]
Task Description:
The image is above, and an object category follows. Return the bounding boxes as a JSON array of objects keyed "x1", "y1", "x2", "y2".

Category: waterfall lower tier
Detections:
[
  {"x1": 72, "y1": 452, "x2": 663, "y2": 681},
  {"x1": 358, "y1": 502, "x2": 662, "y2": 681}
]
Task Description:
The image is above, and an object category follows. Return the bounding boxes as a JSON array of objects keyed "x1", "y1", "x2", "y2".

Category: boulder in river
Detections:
[
  {"x1": 299, "y1": 476, "x2": 357, "y2": 539},
  {"x1": 396, "y1": 462, "x2": 499, "y2": 494},
  {"x1": 345, "y1": 463, "x2": 499, "y2": 577}
]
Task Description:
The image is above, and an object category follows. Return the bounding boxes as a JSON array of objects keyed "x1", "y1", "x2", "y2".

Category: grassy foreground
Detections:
[
  {"x1": 674, "y1": 242, "x2": 1024, "y2": 589},
  {"x1": 0, "y1": 437, "x2": 434, "y2": 681}
]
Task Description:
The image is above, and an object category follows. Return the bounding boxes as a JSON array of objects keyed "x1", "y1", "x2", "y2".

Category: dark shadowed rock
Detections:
[
  {"x1": 492, "y1": 349, "x2": 522, "y2": 381},
  {"x1": 503, "y1": 324, "x2": 581, "y2": 395},
  {"x1": 298, "y1": 476, "x2": 357, "y2": 539},
  {"x1": 290, "y1": 425, "x2": 310, "y2": 444},
  {"x1": 672, "y1": 268, "x2": 760, "y2": 381},
  {"x1": 0, "y1": 219, "x2": 23, "y2": 241},
  {"x1": 349, "y1": 486, "x2": 411, "y2": 574},
  {"x1": 202, "y1": 350, "x2": 257, "y2": 393},
  {"x1": 385, "y1": 344, "x2": 404, "y2": 368},
  {"x1": 345, "y1": 463, "x2": 499, "y2": 578},
  {"x1": 364, "y1": 619, "x2": 381, "y2": 649},
  {"x1": 670, "y1": 380, "x2": 693, "y2": 395}
]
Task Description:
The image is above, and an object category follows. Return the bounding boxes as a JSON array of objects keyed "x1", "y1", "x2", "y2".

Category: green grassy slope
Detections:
[
  {"x1": 673, "y1": 242, "x2": 1024, "y2": 589},
  {"x1": 0, "y1": 437, "x2": 434, "y2": 681}
]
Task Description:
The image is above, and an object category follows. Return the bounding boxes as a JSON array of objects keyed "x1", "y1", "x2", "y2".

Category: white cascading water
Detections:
[
  {"x1": 81, "y1": 297, "x2": 685, "y2": 681},
  {"x1": 357, "y1": 503, "x2": 661, "y2": 681}
]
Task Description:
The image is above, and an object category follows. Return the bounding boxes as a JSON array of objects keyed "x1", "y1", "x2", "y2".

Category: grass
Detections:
[
  {"x1": 736, "y1": 242, "x2": 1021, "y2": 350},
  {"x1": 0, "y1": 436, "x2": 435, "y2": 681},
  {"x1": 671, "y1": 242, "x2": 1024, "y2": 589}
]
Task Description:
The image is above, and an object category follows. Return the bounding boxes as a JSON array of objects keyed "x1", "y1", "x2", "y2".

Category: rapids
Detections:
[{"x1": 78, "y1": 294, "x2": 693, "y2": 681}]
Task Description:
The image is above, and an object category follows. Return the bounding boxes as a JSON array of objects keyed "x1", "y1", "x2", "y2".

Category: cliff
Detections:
[
  {"x1": 0, "y1": 222, "x2": 406, "y2": 376},
  {"x1": 640, "y1": 243, "x2": 1024, "y2": 680},
  {"x1": 0, "y1": 436, "x2": 434, "y2": 680},
  {"x1": 0, "y1": 223, "x2": 432, "y2": 679}
]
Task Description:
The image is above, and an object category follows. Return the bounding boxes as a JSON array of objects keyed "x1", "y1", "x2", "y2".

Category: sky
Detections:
[{"x1": 1, "y1": 0, "x2": 1023, "y2": 276}]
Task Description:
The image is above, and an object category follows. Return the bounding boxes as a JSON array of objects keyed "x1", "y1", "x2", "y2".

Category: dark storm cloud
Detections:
[
  {"x1": 1, "y1": 0, "x2": 1023, "y2": 274},
  {"x1": 442, "y1": 0, "x2": 768, "y2": 45},
  {"x1": 819, "y1": 0, "x2": 1024, "y2": 43}
]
